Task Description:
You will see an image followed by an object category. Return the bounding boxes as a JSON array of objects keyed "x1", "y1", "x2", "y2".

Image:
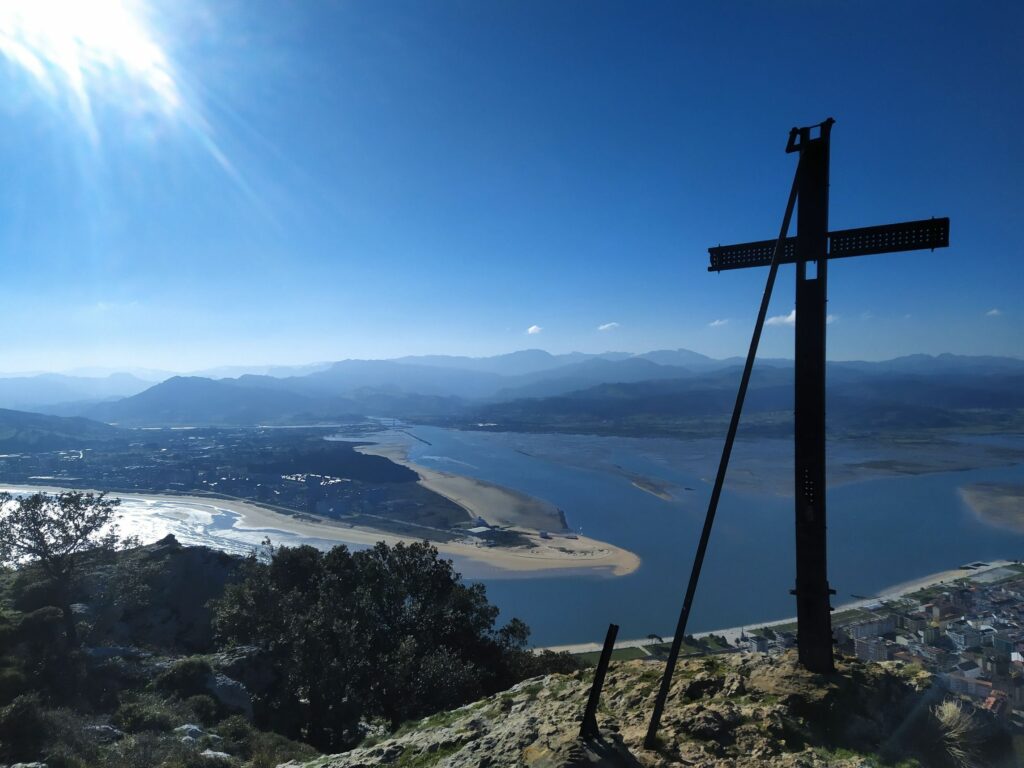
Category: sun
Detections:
[{"x1": 0, "y1": 0, "x2": 182, "y2": 139}]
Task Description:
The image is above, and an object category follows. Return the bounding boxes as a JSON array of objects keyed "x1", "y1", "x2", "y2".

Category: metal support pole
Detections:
[
  {"x1": 580, "y1": 623, "x2": 619, "y2": 738},
  {"x1": 643, "y1": 156, "x2": 801, "y2": 750}
]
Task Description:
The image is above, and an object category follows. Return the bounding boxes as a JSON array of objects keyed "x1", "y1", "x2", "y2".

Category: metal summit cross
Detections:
[
  {"x1": 710, "y1": 118, "x2": 949, "y2": 673},
  {"x1": 645, "y1": 118, "x2": 949, "y2": 747}
]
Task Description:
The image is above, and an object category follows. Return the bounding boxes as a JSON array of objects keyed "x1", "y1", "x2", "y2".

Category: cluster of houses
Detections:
[{"x1": 739, "y1": 563, "x2": 1024, "y2": 724}]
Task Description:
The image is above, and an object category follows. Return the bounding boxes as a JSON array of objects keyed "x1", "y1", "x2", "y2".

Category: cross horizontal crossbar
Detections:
[{"x1": 708, "y1": 217, "x2": 949, "y2": 272}]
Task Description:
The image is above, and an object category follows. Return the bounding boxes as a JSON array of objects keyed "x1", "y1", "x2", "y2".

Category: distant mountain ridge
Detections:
[
  {"x1": 472, "y1": 365, "x2": 1024, "y2": 437},
  {"x1": 13, "y1": 350, "x2": 1024, "y2": 428},
  {"x1": 0, "y1": 373, "x2": 152, "y2": 413}
]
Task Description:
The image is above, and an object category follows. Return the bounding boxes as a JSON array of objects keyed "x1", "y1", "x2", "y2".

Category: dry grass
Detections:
[{"x1": 933, "y1": 699, "x2": 981, "y2": 768}]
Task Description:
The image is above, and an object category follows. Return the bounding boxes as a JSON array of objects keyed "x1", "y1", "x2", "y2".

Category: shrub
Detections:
[
  {"x1": 17, "y1": 605, "x2": 67, "y2": 646},
  {"x1": 113, "y1": 694, "x2": 179, "y2": 733},
  {"x1": 247, "y1": 729, "x2": 318, "y2": 768},
  {"x1": 161, "y1": 747, "x2": 234, "y2": 768},
  {"x1": 212, "y1": 715, "x2": 315, "y2": 767},
  {"x1": 0, "y1": 667, "x2": 27, "y2": 704},
  {"x1": 0, "y1": 615, "x2": 17, "y2": 654},
  {"x1": 38, "y1": 706, "x2": 97, "y2": 765},
  {"x1": 154, "y1": 658, "x2": 213, "y2": 699},
  {"x1": 0, "y1": 693, "x2": 46, "y2": 761},
  {"x1": 185, "y1": 693, "x2": 222, "y2": 725},
  {"x1": 12, "y1": 575, "x2": 62, "y2": 612},
  {"x1": 211, "y1": 541, "x2": 562, "y2": 751},
  {"x1": 214, "y1": 714, "x2": 255, "y2": 756},
  {"x1": 933, "y1": 699, "x2": 981, "y2": 768},
  {"x1": 41, "y1": 750, "x2": 89, "y2": 768},
  {"x1": 105, "y1": 732, "x2": 167, "y2": 768}
]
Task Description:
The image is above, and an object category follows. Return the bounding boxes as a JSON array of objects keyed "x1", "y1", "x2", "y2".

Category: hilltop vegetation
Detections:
[
  {"x1": 288, "y1": 652, "x2": 1016, "y2": 768},
  {"x1": 5, "y1": 532, "x2": 1012, "y2": 767},
  {"x1": 0, "y1": 496, "x2": 573, "y2": 767}
]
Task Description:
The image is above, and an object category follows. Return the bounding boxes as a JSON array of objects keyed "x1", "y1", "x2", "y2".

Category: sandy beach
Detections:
[
  {"x1": 355, "y1": 443, "x2": 567, "y2": 531},
  {"x1": 353, "y1": 443, "x2": 640, "y2": 576},
  {"x1": 1, "y1": 480, "x2": 641, "y2": 578}
]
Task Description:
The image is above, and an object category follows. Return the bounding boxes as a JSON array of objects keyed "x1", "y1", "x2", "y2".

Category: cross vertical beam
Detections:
[{"x1": 789, "y1": 120, "x2": 836, "y2": 673}]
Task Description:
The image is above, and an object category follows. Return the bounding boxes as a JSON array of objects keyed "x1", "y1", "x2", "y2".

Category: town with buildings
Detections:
[
  {"x1": 738, "y1": 561, "x2": 1024, "y2": 729},
  {"x1": 0, "y1": 426, "x2": 482, "y2": 542}
]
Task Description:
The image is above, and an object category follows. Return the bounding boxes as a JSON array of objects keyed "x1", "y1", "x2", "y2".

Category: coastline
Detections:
[
  {"x1": 355, "y1": 443, "x2": 567, "y2": 531},
  {"x1": 541, "y1": 558, "x2": 1017, "y2": 654},
  {"x1": 353, "y1": 443, "x2": 641, "y2": 576},
  {"x1": 0, "y1": 480, "x2": 641, "y2": 578}
]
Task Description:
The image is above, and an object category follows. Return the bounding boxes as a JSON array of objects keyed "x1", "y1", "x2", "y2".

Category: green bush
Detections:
[
  {"x1": 17, "y1": 605, "x2": 67, "y2": 646},
  {"x1": 161, "y1": 748, "x2": 234, "y2": 768},
  {"x1": 0, "y1": 693, "x2": 46, "y2": 761},
  {"x1": 38, "y1": 706, "x2": 97, "y2": 765},
  {"x1": 211, "y1": 541, "x2": 564, "y2": 752},
  {"x1": 0, "y1": 615, "x2": 19, "y2": 654},
  {"x1": 247, "y1": 729, "x2": 318, "y2": 768},
  {"x1": 12, "y1": 575, "x2": 62, "y2": 612},
  {"x1": 0, "y1": 667, "x2": 27, "y2": 704},
  {"x1": 154, "y1": 657, "x2": 213, "y2": 699},
  {"x1": 214, "y1": 714, "x2": 255, "y2": 756},
  {"x1": 41, "y1": 749, "x2": 89, "y2": 768},
  {"x1": 212, "y1": 714, "x2": 315, "y2": 766},
  {"x1": 105, "y1": 732, "x2": 167, "y2": 768},
  {"x1": 113, "y1": 695, "x2": 179, "y2": 733},
  {"x1": 185, "y1": 693, "x2": 222, "y2": 725}
]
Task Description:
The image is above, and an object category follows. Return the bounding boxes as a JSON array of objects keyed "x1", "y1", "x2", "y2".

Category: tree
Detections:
[
  {"x1": 0, "y1": 492, "x2": 121, "y2": 646},
  {"x1": 212, "y1": 540, "x2": 576, "y2": 751}
]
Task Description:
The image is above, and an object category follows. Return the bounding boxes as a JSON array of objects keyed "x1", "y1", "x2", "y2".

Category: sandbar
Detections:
[
  {"x1": 356, "y1": 443, "x2": 565, "y2": 531},
  {"x1": 354, "y1": 444, "x2": 640, "y2": 575},
  {"x1": 629, "y1": 478, "x2": 673, "y2": 501},
  {"x1": 960, "y1": 482, "x2": 1024, "y2": 533}
]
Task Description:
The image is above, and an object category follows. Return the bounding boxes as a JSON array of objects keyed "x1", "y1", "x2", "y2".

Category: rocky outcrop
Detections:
[{"x1": 281, "y1": 651, "x2": 1013, "y2": 767}]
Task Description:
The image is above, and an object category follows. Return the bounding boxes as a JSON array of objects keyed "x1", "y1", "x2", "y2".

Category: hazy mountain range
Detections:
[{"x1": 0, "y1": 349, "x2": 1020, "y2": 432}]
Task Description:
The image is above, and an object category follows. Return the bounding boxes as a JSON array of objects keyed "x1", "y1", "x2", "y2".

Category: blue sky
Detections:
[{"x1": 0, "y1": 0, "x2": 1020, "y2": 372}]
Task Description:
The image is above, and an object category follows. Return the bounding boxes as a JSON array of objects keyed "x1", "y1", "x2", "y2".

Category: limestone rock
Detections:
[
  {"x1": 83, "y1": 724, "x2": 124, "y2": 742},
  {"x1": 281, "y1": 650, "x2": 1013, "y2": 767},
  {"x1": 207, "y1": 672, "x2": 253, "y2": 719},
  {"x1": 199, "y1": 749, "x2": 234, "y2": 762},
  {"x1": 174, "y1": 723, "x2": 205, "y2": 740}
]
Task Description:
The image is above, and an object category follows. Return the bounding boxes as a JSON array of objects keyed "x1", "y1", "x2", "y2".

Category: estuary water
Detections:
[
  {"x1": 392, "y1": 427, "x2": 1024, "y2": 646},
  {"x1": 7, "y1": 427, "x2": 1021, "y2": 647}
]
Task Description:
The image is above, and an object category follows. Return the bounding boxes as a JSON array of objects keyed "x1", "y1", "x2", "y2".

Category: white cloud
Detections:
[
  {"x1": 986, "y1": 308, "x2": 1002, "y2": 317},
  {"x1": 527, "y1": 325, "x2": 543, "y2": 335},
  {"x1": 708, "y1": 318, "x2": 729, "y2": 328},
  {"x1": 597, "y1": 322, "x2": 619, "y2": 331},
  {"x1": 765, "y1": 309, "x2": 796, "y2": 327},
  {"x1": 762, "y1": 310, "x2": 835, "y2": 326},
  {"x1": 861, "y1": 310, "x2": 874, "y2": 320}
]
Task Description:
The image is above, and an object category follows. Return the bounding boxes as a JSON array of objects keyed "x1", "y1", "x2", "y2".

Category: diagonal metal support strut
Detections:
[{"x1": 643, "y1": 153, "x2": 802, "y2": 750}]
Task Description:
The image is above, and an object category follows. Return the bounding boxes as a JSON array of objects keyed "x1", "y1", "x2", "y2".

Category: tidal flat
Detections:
[{"x1": 960, "y1": 482, "x2": 1024, "y2": 532}]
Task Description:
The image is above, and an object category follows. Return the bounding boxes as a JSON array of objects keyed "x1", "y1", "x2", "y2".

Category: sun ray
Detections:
[
  {"x1": 0, "y1": 0, "x2": 250, "y2": 201},
  {"x1": 0, "y1": 0, "x2": 186, "y2": 141}
]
